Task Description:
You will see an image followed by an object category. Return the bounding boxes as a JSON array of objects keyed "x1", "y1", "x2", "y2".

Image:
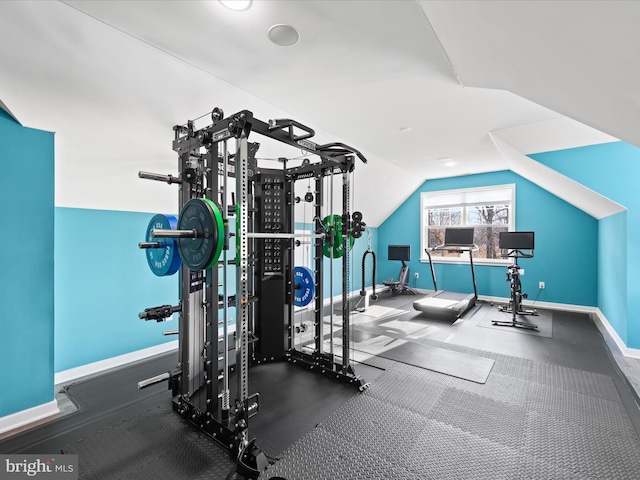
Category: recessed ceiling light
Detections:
[
  {"x1": 399, "y1": 127, "x2": 412, "y2": 133},
  {"x1": 438, "y1": 157, "x2": 456, "y2": 167},
  {"x1": 219, "y1": 0, "x2": 252, "y2": 11},
  {"x1": 268, "y1": 24, "x2": 300, "y2": 46}
]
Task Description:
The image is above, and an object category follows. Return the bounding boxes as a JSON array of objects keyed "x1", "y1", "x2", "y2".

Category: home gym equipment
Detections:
[
  {"x1": 413, "y1": 227, "x2": 478, "y2": 321},
  {"x1": 492, "y1": 231, "x2": 538, "y2": 330},
  {"x1": 137, "y1": 108, "x2": 368, "y2": 479},
  {"x1": 383, "y1": 244, "x2": 417, "y2": 294}
]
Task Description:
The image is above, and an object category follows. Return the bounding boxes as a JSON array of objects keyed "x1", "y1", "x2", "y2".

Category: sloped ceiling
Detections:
[
  {"x1": 0, "y1": 1, "x2": 635, "y2": 225},
  {"x1": 422, "y1": 0, "x2": 640, "y2": 148}
]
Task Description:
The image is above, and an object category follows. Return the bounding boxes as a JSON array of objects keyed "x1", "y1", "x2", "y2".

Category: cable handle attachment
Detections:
[{"x1": 361, "y1": 238, "x2": 377, "y2": 301}]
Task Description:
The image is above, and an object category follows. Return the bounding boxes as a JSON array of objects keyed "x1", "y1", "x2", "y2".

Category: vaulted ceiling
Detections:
[{"x1": 0, "y1": 1, "x2": 636, "y2": 225}]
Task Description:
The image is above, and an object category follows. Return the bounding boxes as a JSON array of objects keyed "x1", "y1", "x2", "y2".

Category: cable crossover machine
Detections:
[{"x1": 136, "y1": 108, "x2": 369, "y2": 479}]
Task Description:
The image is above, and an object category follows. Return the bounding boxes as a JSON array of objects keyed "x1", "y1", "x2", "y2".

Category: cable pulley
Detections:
[{"x1": 351, "y1": 211, "x2": 365, "y2": 239}]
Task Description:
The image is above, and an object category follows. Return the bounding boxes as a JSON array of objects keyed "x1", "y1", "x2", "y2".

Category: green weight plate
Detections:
[
  {"x1": 322, "y1": 214, "x2": 354, "y2": 259},
  {"x1": 177, "y1": 198, "x2": 224, "y2": 270},
  {"x1": 202, "y1": 198, "x2": 224, "y2": 269}
]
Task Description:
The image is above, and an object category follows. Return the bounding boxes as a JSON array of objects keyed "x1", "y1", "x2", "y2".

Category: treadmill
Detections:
[{"x1": 413, "y1": 227, "x2": 478, "y2": 321}]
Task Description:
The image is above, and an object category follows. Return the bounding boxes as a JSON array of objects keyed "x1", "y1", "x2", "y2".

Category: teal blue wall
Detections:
[
  {"x1": 530, "y1": 141, "x2": 640, "y2": 348},
  {"x1": 290, "y1": 221, "x2": 378, "y2": 300},
  {"x1": 378, "y1": 170, "x2": 598, "y2": 307},
  {"x1": 598, "y1": 211, "x2": 627, "y2": 343},
  {"x1": 53, "y1": 214, "x2": 374, "y2": 373},
  {"x1": 0, "y1": 109, "x2": 55, "y2": 417},
  {"x1": 322, "y1": 227, "x2": 378, "y2": 300},
  {"x1": 54, "y1": 208, "x2": 178, "y2": 372}
]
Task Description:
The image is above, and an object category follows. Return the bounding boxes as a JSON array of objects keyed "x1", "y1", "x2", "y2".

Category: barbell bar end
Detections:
[
  {"x1": 139, "y1": 241, "x2": 163, "y2": 249},
  {"x1": 151, "y1": 228, "x2": 200, "y2": 239}
]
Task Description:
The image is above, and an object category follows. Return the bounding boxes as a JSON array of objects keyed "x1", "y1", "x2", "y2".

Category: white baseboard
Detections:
[
  {"x1": 0, "y1": 400, "x2": 59, "y2": 435},
  {"x1": 591, "y1": 307, "x2": 640, "y2": 360},
  {"x1": 55, "y1": 340, "x2": 179, "y2": 386}
]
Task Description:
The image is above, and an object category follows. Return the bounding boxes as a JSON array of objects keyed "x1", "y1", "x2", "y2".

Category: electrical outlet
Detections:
[
  {"x1": 539, "y1": 281, "x2": 545, "y2": 289},
  {"x1": 415, "y1": 272, "x2": 419, "y2": 279}
]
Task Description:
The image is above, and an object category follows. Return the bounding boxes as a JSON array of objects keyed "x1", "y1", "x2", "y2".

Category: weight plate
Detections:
[
  {"x1": 177, "y1": 198, "x2": 224, "y2": 270},
  {"x1": 322, "y1": 214, "x2": 354, "y2": 259},
  {"x1": 145, "y1": 214, "x2": 181, "y2": 277},
  {"x1": 294, "y1": 266, "x2": 315, "y2": 307}
]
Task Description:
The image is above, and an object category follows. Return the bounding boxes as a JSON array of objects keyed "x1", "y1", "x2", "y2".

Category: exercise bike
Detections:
[{"x1": 492, "y1": 231, "x2": 538, "y2": 331}]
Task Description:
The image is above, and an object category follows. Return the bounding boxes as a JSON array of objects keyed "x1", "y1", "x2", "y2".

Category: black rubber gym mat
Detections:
[
  {"x1": 62, "y1": 406, "x2": 235, "y2": 480},
  {"x1": 263, "y1": 351, "x2": 640, "y2": 480},
  {"x1": 357, "y1": 338, "x2": 495, "y2": 384}
]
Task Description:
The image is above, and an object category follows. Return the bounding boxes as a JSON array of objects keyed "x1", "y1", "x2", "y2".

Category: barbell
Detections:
[{"x1": 142, "y1": 198, "x2": 364, "y2": 272}]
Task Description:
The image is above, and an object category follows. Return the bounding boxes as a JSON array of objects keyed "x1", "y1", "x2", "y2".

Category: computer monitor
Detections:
[
  {"x1": 444, "y1": 227, "x2": 474, "y2": 246},
  {"x1": 499, "y1": 231, "x2": 535, "y2": 250},
  {"x1": 388, "y1": 244, "x2": 410, "y2": 262}
]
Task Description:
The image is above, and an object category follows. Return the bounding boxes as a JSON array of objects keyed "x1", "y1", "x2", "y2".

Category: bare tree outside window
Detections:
[{"x1": 469, "y1": 204, "x2": 509, "y2": 259}]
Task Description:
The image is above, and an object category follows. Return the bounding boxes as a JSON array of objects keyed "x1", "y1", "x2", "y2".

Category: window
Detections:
[{"x1": 420, "y1": 184, "x2": 515, "y2": 262}]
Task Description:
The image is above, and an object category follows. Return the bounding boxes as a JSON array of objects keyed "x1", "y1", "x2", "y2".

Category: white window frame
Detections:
[{"x1": 420, "y1": 184, "x2": 515, "y2": 265}]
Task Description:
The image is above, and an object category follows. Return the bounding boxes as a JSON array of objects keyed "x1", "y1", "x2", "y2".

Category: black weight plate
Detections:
[{"x1": 177, "y1": 198, "x2": 224, "y2": 270}]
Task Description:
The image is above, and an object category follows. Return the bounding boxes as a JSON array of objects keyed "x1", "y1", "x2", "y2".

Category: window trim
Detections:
[{"x1": 420, "y1": 184, "x2": 516, "y2": 265}]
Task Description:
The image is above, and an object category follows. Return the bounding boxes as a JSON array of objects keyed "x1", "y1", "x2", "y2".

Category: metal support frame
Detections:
[
  {"x1": 284, "y1": 155, "x2": 367, "y2": 390},
  {"x1": 341, "y1": 169, "x2": 351, "y2": 372},
  {"x1": 235, "y1": 133, "x2": 251, "y2": 422},
  {"x1": 139, "y1": 108, "x2": 370, "y2": 473}
]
